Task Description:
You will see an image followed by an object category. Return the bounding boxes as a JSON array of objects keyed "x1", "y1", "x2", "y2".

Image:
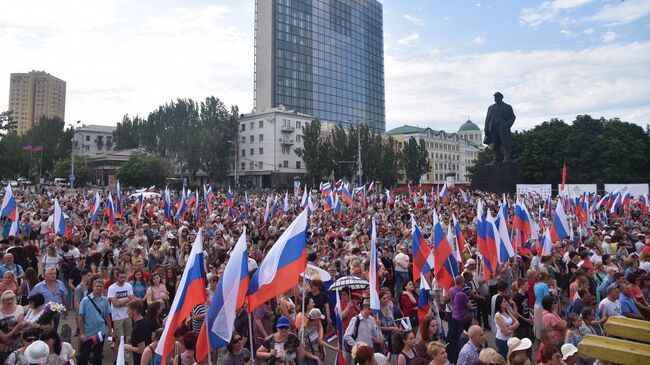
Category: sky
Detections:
[{"x1": 1, "y1": 0, "x2": 649, "y2": 133}]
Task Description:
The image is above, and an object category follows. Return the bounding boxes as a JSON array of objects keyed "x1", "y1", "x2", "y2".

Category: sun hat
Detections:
[
  {"x1": 466, "y1": 258, "x2": 477, "y2": 265},
  {"x1": 25, "y1": 340, "x2": 49, "y2": 364},
  {"x1": 561, "y1": 343, "x2": 578, "y2": 360},
  {"x1": 308, "y1": 308, "x2": 325, "y2": 320},
  {"x1": 507, "y1": 337, "x2": 532, "y2": 353}
]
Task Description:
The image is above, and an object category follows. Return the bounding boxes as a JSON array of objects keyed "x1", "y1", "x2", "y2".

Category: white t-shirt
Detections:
[
  {"x1": 601, "y1": 242, "x2": 612, "y2": 255},
  {"x1": 107, "y1": 282, "x2": 134, "y2": 320},
  {"x1": 598, "y1": 297, "x2": 621, "y2": 318},
  {"x1": 42, "y1": 255, "x2": 60, "y2": 272}
]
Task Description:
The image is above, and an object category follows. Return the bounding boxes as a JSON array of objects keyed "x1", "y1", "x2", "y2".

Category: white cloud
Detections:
[
  {"x1": 397, "y1": 32, "x2": 420, "y2": 46},
  {"x1": 602, "y1": 31, "x2": 621, "y2": 43},
  {"x1": 589, "y1": 0, "x2": 650, "y2": 26},
  {"x1": 472, "y1": 36, "x2": 487, "y2": 45},
  {"x1": 583, "y1": 28, "x2": 594, "y2": 35},
  {"x1": 520, "y1": 0, "x2": 595, "y2": 26},
  {"x1": 403, "y1": 14, "x2": 424, "y2": 27},
  {"x1": 560, "y1": 29, "x2": 576, "y2": 37},
  {"x1": 385, "y1": 42, "x2": 650, "y2": 131},
  {"x1": 0, "y1": 0, "x2": 255, "y2": 126}
]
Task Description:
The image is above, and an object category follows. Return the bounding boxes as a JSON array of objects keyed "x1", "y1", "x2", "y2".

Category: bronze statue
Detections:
[{"x1": 484, "y1": 92, "x2": 516, "y2": 163}]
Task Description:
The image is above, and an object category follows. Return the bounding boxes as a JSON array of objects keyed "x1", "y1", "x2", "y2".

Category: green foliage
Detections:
[
  {"x1": 469, "y1": 115, "x2": 650, "y2": 184},
  {"x1": 402, "y1": 137, "x2": 430, "y2": 184},
  {"x1": 116, "y1": 154, "x2": 168, "y2": 188},
  {"x1": 295, "y1": 119, "x2": 335, "y2": 185},
  {"x1": 0, "y1": 111, "x2": 17, "y2": 136},
  {"x1": 53, "y1": 156, "x2": 88, "y2": 185},
  {"x1": 0, "y1": 115, "x2": 72, "y2": 180},
  {"x1": 112, "y1": 97, "x2": 239, "y2": 184},
  {"x1": 379, "y1": 137, "x2": 402, "y2": 187}
]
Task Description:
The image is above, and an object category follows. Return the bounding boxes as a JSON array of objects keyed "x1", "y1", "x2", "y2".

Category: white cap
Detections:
[
  {"x1": 466, "y1": 258, "x2": 477, "y2": 266},
  {"x1": 308, "y1": 308, "x2": 325, "y2": 320},
  {"x1": 561, "y1": 343, "x2": 579, "y2": 360}
]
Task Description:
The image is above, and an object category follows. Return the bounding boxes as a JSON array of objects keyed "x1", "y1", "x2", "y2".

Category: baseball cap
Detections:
[{"x1": 276, "y1": 316, "x2": 290, "y2": 328}]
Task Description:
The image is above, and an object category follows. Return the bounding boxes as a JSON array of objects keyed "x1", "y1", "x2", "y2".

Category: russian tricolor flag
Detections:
[
  {"x1": 341, "y1": 183, "x2": 354, "y2": 206},
  {"x1": 196, "y1": 228, "x2": 249, "y2": 361},
  {"x1": 541, "y1": 227, "x2": 554, "y2": 255},
  {"x1": 476, "y1": 201, "x2": 496, "y2": 277},
  {"x1": 90, "y1": 192, "x2": 102, "y2": 222},
  {"x1": 203, "y1": 185, "x2": 214, "y2": 213},
  {"x1": 385, "y1": 189, "x2": 393, "y2": 206},
  {"x1": 321, "y1": 182, "x2": 332, "y2": 197},
  {"x1": 136, "y1": 193, "x2": 145, "y2": 223},
  {"x1": 226, "y1": 188, "x2": 233, "y2": 208},
  {"x1": 460, "y1": 188, "x2": 471, "y2": 204},
  {"x1": 282, "y1": 191, "x2": 289, "y2": 215},
  {"x1": 550, "y1": 199, "x2": 570, "y2": 243},
  {"x1": 105, "y1": 193, "x2": 116, "y2": 231},
  {"x1": 513, "y1": 201, "x2": 532, "y2": 239},
  {"x1": 247, "y1": 209, "x2": 308, "y2": 311},
  {"x1": 411, "y1": 216, "x2": 435, "y2": 283},
  {"x1": 194, "y1": 190, "x2": 201, "y2": 224},
  {"x1": 176, "y1": 189, "x2": 187, "y2": 221},
  {"x1": 156, "y1": 230, "x2": 207, "y2": 364},
  {"x1": 432, "y1": 210, "x2": 457, "y2": 293},
  {"x1": 9, "y1": 209, "x2": 19, "y2": 236},
  {"x1": 417, "y1": 273, "x2": 431, "y2": 324},
  {"x1": 163, "y1": 188, "x2": 173, "y2": 221},
  {"x1": 637, "y1": 194, "x2": 648, "y2": 214},
  {"x1": 496, "y1": 204, "x2": 515, "y2": 262},
  {"x1": 54, "y1": 198, "x2": 66, "y2": 237},
  {"x1": 264, "y1": 196, "x2": 271, "y2": 223},
  {"x1": 324, "y1": 192, "x2": 335, "y2": 211},
  {"x1": 438, "y1": 182, "x2": 449, "y2": 202},
  {"x1": 0, "y1": 184, "x2": 16, "y2": 222},
  {"x1": 453, "y1": 214, "x2": 466, "y2": 255},
  {"x1": 485, "y1": 209, "x2": 502, "y2": 266}
]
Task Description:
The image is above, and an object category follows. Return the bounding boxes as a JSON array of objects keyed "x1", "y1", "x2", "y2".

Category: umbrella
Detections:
[
  {"x1": 328, "y1": 276, "x2": 369, "y2": 291},
  {"x1": 300, "y1": 264, "x2": 332, "y2": 282}
]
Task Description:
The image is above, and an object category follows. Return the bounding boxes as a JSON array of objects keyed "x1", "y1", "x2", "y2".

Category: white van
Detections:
[{"x1": 54, "y1": 178, "x2": 67, "y2": 185}]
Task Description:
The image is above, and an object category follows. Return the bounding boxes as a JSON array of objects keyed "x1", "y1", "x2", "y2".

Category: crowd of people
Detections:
[{"x1": 0, "y1": 182, "x2": 649, "y2": 365}]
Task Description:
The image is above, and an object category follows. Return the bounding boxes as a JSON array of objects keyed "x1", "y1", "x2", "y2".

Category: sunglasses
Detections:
[{"x1": 232, "y1": 337, "x2": 242, "y2": 343}]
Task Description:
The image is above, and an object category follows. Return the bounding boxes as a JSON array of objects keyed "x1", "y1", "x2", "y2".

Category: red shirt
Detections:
[
  {"x1": 400, "y1": 292, "x2": 418, "y2": 317},
  {"x1": 527, "y1": 279, "x2": 537, "y2": 306}
]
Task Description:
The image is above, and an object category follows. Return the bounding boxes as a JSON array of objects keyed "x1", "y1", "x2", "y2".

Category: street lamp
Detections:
[
  {"x1": 227, "y1": 140, "x2": 238, "y2": 188},
  {"x1": 69, "y1": 120, "x2": 81, "y2": 188}
]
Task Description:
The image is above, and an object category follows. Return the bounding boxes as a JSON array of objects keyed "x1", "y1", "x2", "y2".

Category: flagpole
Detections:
[
  {"x1": 300, "y1": 267, "x2": 307, "y2": 344},
  {"x1": 247, "y1": 299, "x2": 255, "y2": 364},
  {"x1": 204, "y1": 315, "x2": 212, "y2": 365}
]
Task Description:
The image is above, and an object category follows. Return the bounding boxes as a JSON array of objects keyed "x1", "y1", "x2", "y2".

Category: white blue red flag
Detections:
[
  {"x1": 282, "y1": 191, "x2": 289, "y2": 215},
  {"x1": 0, "y1": 184, "x2": 16, "y2": 221},
  {"x1": 226, "y1": 188, "x2": 233, "y2": 209},
  {"x1": 105, "y1": 193, "x2": 116, "y2": 231},
  {"x1": 176, "y1": 189, "x2": 187, "y2": 221},
  {"x1": 438, "y1": 182, "x2": 449, "y2": 201},
  {"x1": 8, "y1": 209, "x2": 19, "y2": 236},
  {"x1": 411, "y1": 216, "x2": 435, "y2": 283},
  {"x1": 385, "y1": 189, "x2": 393, "y2": 206},
  {"x1": 334, "y1": 290, "x2": 347, "y2": 365},
  {"x1": 54, "y1": 198, "x2": 66, "y2": 237},
  {"x1": 196, "y1": 228, "x2": 249, "y2": 361},
  {"x1": 452, "y1": 213, "x2": 466, "y2": 256},
  {"x1": 417, "y1": 273, "x2": 431, "y2": 324},
  {"x1": 496, "y1": 203, "x2": 515, "y2": 262},
  {"x1": 247, "y1": 209, "x2": 308, "y2": 311},
  {"x1": 432, "y1": 209, "x2": 457, "y2": 293},
  {"x1": 541, "y1": 227, "x2": 554, "y2": 255},
  {"x1": 460, "y1": 188, "x2": 471, "y2": 204},
  {"x1": 550, "y1": 199, "x2": 570, "y2": 242},
  {"x1": 301, "y1": 187, "x2": 308, "y2": 208},
  {"x1": 156, "y1": 230, "x2": 207, "y2": 364},
  {"x1": 115, "y1": 181, "x2": 123, "y2": 218},
  {"x1": 203, "y1": 185, "x2": 214, "y2": 213},
  {"x1": 264, "y1": 196, "x2": 271, "y2": 223},
  {"x1": 90, "y1": 192, "x2": 102, "y2": 222}
]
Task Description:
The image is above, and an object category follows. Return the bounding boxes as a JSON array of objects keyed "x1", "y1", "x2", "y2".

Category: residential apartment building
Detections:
[
  {"x1": 8, "y1": 71, "x2": 66, "y2": 135},
  {"x1": 254, "y1": 0, "x2": 386, "y2": 132},
  {"x1": 386, "y1": 120, "x2": 483, "y2": 185},
  {"x1": 233, "y1": 106, "x2": 315, "y2": 188},
  {"x1": 73, "y1": 124, "x2": 117, "y2": 158}
]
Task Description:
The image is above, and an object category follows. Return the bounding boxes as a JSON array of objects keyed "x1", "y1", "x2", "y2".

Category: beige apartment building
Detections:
[{"x1": 8, "y1": 71, "x2": 66, "y2": 135}]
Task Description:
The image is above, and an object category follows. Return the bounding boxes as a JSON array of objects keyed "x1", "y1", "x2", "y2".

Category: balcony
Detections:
[
  {"x1": 281, "y1": 124, "x2": 295, "y2": 132},
  {"x1": 279, "y1": 138, "x2": 294, "y2": 145}
]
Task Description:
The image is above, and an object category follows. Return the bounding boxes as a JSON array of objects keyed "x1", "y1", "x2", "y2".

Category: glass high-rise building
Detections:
[{"x1": 254, "y1": 0, "x2": 385, "y2": 132}]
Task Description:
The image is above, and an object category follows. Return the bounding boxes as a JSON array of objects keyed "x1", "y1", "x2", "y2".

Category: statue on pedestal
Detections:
[{"x1": 483, "y1": 92, "x2": 516, "y2": 163}]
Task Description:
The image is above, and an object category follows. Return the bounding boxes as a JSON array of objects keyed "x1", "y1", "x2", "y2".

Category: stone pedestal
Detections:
[{"x1": 471, "y1": 161, "x2": 522, "y2": 193}]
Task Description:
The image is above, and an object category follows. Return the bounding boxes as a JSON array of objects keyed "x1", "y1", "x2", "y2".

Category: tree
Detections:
[
  {"x1": 379, "y1": 136, "x2": 402, "y2": 187},
  {"x1": 199, "y1": 97, "x2": 239, "y2": 184},
  {"x1": 468, "y1": 115, "x2": 650, "y2": 184},
  {"x1": 113, "y1": 115, "x2": 141, "y2": 149},
  {"x1": 295, "y1": 119, "x2": 335, "y2": 184},
  {"x1": 53, "y1": 156, "x2": 88, "y2": 185},
  {"x1": 0, "y1": 111, "x2": 17, "y2": 136},
  {"x1": 116, "y1": 154, "x2": 168, "y2": 188},
  {"x1": 402, "y1": 137, "x2": 430, "y2": 184}
]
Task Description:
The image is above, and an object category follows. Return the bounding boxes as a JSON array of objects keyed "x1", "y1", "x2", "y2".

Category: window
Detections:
[
  {"x1": 259, "y1": 134, "x2": 264, "y2": 141},
  {"x1": 296, "y1": 135, "x2": 302, "y2": 143},
  {"x1": 296, "y1": 161, "x2": 301, "y2": 169},
  {"x1": 241, "y1": 123, "x2": 246, "y2": 131},
  {"x1": 250, "y1": 162, "x2": 255, "y2": 170},
  {"x1": 85, "y1": 136, "x2": 90, "y2": 142},
  {"x1": 241, "y1": 149, "x2": 246, "y2": 157},
  {"x1": 283, "y1": 161, "x2": 289, "y2": 168},
  {"x1": 250, "y1": 135, "x2": 254, "y2": 143},
  {"x1": 250, "y1": 122, "x2": 254, "y2": 130},
  {"x1": 241, "y1": 136, "x2": 246, "y2": 144},
  {"x1": 241, "y1": 162, "x2": 246, "y2": 170},
  {"x1": 296, "y1": 121, "x2": 302, "y2": 128},
  {"x1": 259, "y1": 120, "x2": 264, "y2": 128},
  {"x1": 259, "y1": 147, "x2": 264, "y2": 154},
  {"x1": 250, "y1": 148, "x2": 254, "y2": 155}
]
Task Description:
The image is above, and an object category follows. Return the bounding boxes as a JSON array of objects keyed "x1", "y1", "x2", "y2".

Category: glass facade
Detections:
[{"x1": 265, "y1": 0, "x2": 385, "y2": 131}]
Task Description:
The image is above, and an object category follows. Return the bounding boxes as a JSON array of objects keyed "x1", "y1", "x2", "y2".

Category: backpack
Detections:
[{"x1": 344, "y1": 315, "x2": 363, "y2": 353}]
